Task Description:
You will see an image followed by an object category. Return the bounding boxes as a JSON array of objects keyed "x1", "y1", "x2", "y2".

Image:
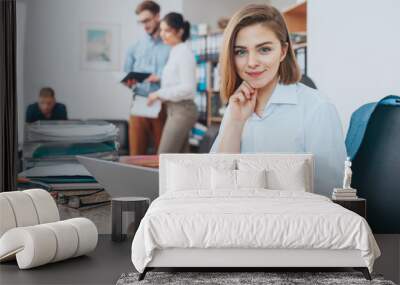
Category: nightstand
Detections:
[
  {"x1": 332, "y1": 198, "x2": 366, "y2": 219},
  {"x1": 111, "y1": 197, "x2": 150, "y2": 242}
]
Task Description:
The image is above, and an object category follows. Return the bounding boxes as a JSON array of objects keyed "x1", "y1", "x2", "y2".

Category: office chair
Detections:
[
  {"x1": 300, "y1": 74, "x2": 317, "y2": 89},
  {"x1": 349, "y1": 101, "x2": 400, "y2": 233},
  {"x1": 198, "y1": 124, "x2": 220, "y2": 153}
]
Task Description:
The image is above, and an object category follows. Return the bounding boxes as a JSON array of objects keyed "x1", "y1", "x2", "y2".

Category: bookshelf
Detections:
[{"x1": 189, "y1": 32, "x2": 224, "y2": 127}]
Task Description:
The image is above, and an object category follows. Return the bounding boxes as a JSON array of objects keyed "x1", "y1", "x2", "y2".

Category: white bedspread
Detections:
[{"x1": 131, "y1": 190, "x2": 380, "y2": 273}]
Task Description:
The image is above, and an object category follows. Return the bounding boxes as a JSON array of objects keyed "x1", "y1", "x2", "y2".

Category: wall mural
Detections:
[{"x1": 80, "y1": 23, "x2": 120, "y2": 71}]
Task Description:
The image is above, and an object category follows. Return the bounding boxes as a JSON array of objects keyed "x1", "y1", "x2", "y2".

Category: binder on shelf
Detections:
[
  {"x1": 194, "y1": 92, "x2": 207, "y2": 113},
  {"x1": 196, "y1": 63, "x2": 208, "y2": 92},
  {"x1": 189, "y1": 30, "x2": 224, "y2": 127}
]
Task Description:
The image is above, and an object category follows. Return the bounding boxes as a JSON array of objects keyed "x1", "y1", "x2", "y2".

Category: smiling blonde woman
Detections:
[{"x1": 211, "y1": 4, "x2": 346, "y2": 197}]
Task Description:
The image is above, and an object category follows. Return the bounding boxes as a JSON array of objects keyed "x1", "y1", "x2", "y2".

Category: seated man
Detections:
[{"x1": 26, "y1": 87, "x2": 68, "y2": 123}]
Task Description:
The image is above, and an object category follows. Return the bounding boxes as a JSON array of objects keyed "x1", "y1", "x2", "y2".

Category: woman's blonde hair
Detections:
[{"x1": 219, "y1": 4, "x2": 301, "y2": 103}]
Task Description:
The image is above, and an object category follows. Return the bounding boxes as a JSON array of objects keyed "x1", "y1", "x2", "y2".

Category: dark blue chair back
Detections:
[{"x1": 350, "y1": 103, "x2": 400, "y2": 233}]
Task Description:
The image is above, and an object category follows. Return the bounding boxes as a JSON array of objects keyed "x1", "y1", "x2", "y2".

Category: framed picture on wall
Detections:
[{"x1": 80, "y1": 23, "x2": 120, "y2": 71}]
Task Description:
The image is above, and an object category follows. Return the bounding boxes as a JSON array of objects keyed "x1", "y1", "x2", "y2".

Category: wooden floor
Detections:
[
  {"x1": 0, "y1": 235, "x2": 133, "y2": 285},
  {"x1": 374, "y1": 234, "x2": 400, "y2": 283},
  {"x1": 1, "y1": 204, "x2": 398, "y2": 285},
  {"x1": 63, "y1": 204, "x2": 399, "y2": 284}
]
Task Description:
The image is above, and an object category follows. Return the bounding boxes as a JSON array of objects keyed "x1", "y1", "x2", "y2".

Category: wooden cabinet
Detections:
[
  {"x1": 282, "y1": 0, "x2": 307, "y2": 33},
  {"x1": 283, "y1": 1, "x2": 308, "y2": 75},
  {"x1": 332, "y1": 198, "x2": 367, "y2": 219}
]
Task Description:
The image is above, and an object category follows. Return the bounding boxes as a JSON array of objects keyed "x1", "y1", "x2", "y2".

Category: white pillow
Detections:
[
  {"x1": 166, "y1": 159, "x2": 236, "y2": 192},
  {"x1": 238, "y1": 159, "x2": 309, "y2": 192},
  {"x1": 236, "y1": 169, "x2": 267, "y2": 188},
  {"x1": 211, "y1": 168, "x2": 236, "y2": 190},
  {"x1": 167, "y1": 162, "x2": 210, "y2": 191},
  {"x1": 266, "y1": 162, "x2": 307, "y2": 191},
  {"x1": 211, "y1": 168, "x2": 268, "y2": 190}
]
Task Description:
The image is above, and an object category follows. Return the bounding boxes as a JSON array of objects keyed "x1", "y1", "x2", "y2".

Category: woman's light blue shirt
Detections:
[{"x1": 211, "y1": 83, "x2": 346, "y2": 197}]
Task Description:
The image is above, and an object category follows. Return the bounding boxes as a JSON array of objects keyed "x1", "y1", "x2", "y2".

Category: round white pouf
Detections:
[
  {"x1": 65, "y1": 218, "x2": 98, "y2": 257},
  {"x1": 24, "y1": 189, "x2": 60, "y2": 223},
  {"x1": 0, "y1": 196, "x2": 17, "y2": 237},
  {"x1": 0, "y1": 188, "x2": 98, "y2": 269},
  {"x1": 0, "y1": 218, "x2": 98, "y2": 269},
  {"x1": 0, "y1": 225, "x2": 57, "y2": 269},
  {"x1": 42, "y1": 221, "x2": 79, "y2": 262},
  {"x1": 1, "y1": 191, "x2": 39, "y2": 227}
]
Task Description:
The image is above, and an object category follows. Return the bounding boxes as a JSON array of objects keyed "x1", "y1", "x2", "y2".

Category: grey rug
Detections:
[{"x1": 116, "y1": 271, "x2": 396, "y2": 285}]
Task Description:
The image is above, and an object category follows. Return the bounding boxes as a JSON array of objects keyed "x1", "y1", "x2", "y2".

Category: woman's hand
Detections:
[
  {"x1": 147, "y1": 92, "x2": 159, "y2": 106},
  {"x1": 227, "y1": 81, "x2": 257, "y2": 123},
  {"x1": 216, "y1": 81, "x2": 256, "y2": 153}
]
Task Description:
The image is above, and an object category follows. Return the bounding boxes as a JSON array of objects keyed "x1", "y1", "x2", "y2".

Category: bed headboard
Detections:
[{"x1": 159, "y1": 153, "x2": 314, "y2": 195}]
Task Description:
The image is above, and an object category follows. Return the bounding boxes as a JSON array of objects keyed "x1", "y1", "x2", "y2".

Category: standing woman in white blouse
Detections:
[{"x1": 147, "y1": 12, "x2": 198, "y2": 153}]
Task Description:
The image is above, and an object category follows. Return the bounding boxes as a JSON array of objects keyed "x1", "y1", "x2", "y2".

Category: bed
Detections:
[{"x1": 131, "y1": 153, "x2": 380, "y2": 280}]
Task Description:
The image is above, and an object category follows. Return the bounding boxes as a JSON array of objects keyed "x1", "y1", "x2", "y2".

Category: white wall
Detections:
[
  {"x1": 21, "y1": 0, "x2": 182, "y2": 122},
  {"x1": 19, "y1": 0, "x2": 273, "y2": 125},
  {"x1": 308, "y1": 0, "x2": 400, "y2": 132},
  {"x1": 268, "y1": 0, "x2": 297, "y2": 11},
  {"x1": 183, "y1": 0, "x2": 269, "y2": 31},
  {"x1": 20, "y1": 0, "x2": 400, "y2": 134}
]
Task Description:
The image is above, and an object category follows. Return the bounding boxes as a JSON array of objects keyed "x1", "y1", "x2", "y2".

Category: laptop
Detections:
[{"x1": 77, "y1": 156, "x2": 159, "y2": 201}]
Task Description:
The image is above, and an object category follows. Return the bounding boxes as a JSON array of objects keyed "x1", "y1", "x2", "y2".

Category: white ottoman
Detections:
[{"x1": 0, "y1": 189, "x2": 98, "y2": 269}]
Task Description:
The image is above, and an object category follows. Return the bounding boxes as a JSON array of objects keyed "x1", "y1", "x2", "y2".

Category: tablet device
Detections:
[{"x1": 121, "y1": 72, "x2": 151, "y2": 83}]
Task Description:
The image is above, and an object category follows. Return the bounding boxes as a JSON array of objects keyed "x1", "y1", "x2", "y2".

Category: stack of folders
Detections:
[
  {"x1": 332, "y1": 188, "x2": 358, "y2": 200},
  {"x1": 23, "y1": 120, "x2": 119, "y2": 169},
  {"x1": 20, "y1": 120, "x2": 119, "y2": 191}
]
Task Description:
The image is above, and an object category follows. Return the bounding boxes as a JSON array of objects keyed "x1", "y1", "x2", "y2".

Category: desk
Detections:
[{"x1": 119, "y1": 155, "x2": 159, "y2": 168}]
